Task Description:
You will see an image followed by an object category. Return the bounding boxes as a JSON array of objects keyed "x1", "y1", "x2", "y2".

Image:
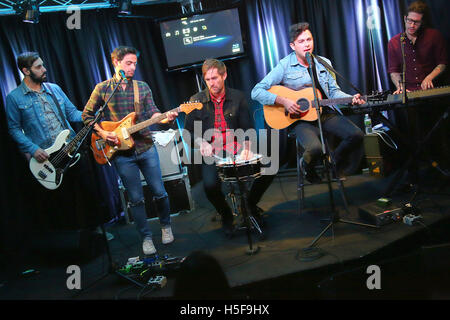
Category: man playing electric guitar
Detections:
[
  {"x1": 82, "y1": 46, "x2": 178, "y2": 256},
  {"x1": 252, "y1": 22, "x2": 366, "y2": 182}
]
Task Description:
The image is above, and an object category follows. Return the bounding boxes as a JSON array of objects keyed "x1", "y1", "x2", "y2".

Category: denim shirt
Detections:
[
  {"x1": 6, "y1": 81, "x2": 82, "y2": 156},
  {"x1": 251, "y1": 52, "x2": 351, "y2": 114}
]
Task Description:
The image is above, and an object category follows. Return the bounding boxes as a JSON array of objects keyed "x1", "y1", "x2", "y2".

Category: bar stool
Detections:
[{"x1": 289, "y1": 132, "x2": 349, "y2": 216}]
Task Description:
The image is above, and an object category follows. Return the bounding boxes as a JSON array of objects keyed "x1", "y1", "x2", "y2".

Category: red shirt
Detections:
[
  {"x1": 210, "y1": 92, "x2": 241, "y2": 155},
  {"x1": 388, "y1": 28, "x2": 448, "y2": 91}
]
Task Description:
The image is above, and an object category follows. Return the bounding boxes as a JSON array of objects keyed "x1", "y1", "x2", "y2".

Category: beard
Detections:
[{"x1": 29, "y1": 69, "x2": 47, "y2": 84}]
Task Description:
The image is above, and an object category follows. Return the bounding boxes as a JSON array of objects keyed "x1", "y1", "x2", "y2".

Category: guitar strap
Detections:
[
  {"x1": 44, "y1": 83, "x2": 69, "y2": 130},
  {"x1": 104, "y1": 79, "x2": 140, "y2": 114},
  {"x1": 309, "y1": 59, "x2": 343, "y2": 115},
  {"x1": 314, "y1": 55, "x2": 363, "y2": 95},
  {"x1": 133, "y1": 80, "x2": 140, "y2": 113}
]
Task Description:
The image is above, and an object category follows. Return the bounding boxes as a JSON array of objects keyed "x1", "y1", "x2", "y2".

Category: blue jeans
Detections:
[
  {"x1": 113, "y1": 146, "x2": 170, "y2": 239},
  {"x1": 293, "y1": 112, "x2": 364, "y2": 175}
]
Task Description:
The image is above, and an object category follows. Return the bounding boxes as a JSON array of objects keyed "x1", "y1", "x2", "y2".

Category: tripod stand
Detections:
[
  {"x1": 300, "y1": 53, "x2": 377, "y2": 261},
  {"x1": 228, "y1": 178, "x2": 264, "y2": 241},
  {"x1": 217, "y1": 154, "x2": 262, "y2": 255}
]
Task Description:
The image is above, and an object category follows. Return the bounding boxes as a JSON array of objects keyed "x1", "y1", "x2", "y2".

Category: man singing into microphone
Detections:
[
  {"x1": 82, "y1": 46, "x2": 178, "y2": 255},
  {"x1": 252, "y1": 22, "x2": 365, "y2": 182}
]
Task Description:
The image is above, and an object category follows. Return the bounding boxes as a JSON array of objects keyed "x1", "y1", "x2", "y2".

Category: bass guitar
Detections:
[
  {"x1": 90, "y1": 102, "x2": 203, "y2": 164},
  {"x1": 29, "y1": 124, "x2": 92, "y2": 190},
  {"x1": 264, "y1": 86, "x2": 372, "y2": 129}
]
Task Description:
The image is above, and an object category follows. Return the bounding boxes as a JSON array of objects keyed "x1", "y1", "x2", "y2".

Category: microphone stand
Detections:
[
  {"x1": 400, "y1": 32, "x2": 408, "y2": 105},
  {"x1": 300, "y1": 53, "x2": 376, "y2": 261},
  {"x1": 73, "y1": 75, "x2": 150, "y2": 298}
]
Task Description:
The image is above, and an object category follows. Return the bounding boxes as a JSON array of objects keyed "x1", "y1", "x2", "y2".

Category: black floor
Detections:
[{"x1": 1, "y1": 168, "x2": 449, "y2": 301}]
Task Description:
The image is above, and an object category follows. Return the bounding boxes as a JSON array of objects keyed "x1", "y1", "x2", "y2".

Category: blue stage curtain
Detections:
[{"x1": 1, "y1": 1, "x2": 449, "y2": 228}]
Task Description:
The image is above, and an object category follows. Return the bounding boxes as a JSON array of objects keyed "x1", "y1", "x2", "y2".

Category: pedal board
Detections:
[
  {"x1": 117, "y1": 254, "x2": 186, "y2": 278},
  {"x1": 358, "y1": 202, "x2": 404, "y2": 227}
]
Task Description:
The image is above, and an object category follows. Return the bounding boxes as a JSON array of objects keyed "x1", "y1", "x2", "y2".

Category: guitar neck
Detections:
[
  {"x1": 128, "y1": 107, "x2": 180, "y2": 135},
  {"x1": 319, "y1": 96, "x2": 355, "y2": 107},
  {"x1": 64, "y1": 124, "x2": 92, "y2": 152}
]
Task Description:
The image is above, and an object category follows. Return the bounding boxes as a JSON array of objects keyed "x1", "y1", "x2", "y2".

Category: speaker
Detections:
[
  {"x1": 154, "y1": 131, "x2": 184, "y2": 178},
  {"x1": 120, "y1": 169, "x2": 194, "y2": 223}
]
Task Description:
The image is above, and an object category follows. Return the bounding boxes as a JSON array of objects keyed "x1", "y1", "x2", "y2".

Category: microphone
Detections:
[
  {"x1": 118, "y1": 70, "x2": 128, "y2": 83},
  {"x1": 305, "y1": 51, "x2": 314, "y2": 66}
]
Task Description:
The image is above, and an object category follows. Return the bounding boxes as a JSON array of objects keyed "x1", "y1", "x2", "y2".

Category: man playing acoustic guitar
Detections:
[
  {"x1": 251, "y1": 22, "x2": 365, "y2": 182},
  {"x1": 82, "y1": 46, "x2": 178, "y2": 256}
]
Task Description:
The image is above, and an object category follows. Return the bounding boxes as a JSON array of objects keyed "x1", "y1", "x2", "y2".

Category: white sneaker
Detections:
[
  {"x1": 142, "y1": 238, "x2": 156, "y2": 255},
  {"x1": 161, "y1": 226, "x2": 174, "y2": 244}
]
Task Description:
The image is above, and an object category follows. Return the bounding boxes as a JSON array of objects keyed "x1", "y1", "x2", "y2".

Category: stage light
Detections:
[
  {"x1": 23, "y1": 0, "x2": 40, "y2": 24},
  {"x1": 118, "y1": 0, "x2": 132, "y2": 15}
]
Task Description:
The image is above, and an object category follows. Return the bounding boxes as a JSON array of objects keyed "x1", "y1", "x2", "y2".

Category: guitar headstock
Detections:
[
  {"x1": 367, "y1": 91, "x2": 390, "y2": 102},
  {"x1": 179, "y1": 101, "x2": 203, "y2": 114}
]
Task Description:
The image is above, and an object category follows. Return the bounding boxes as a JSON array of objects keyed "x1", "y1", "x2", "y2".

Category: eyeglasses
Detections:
[{"x1": 405, "y1": 17, "x2": 422, "y2": 26}]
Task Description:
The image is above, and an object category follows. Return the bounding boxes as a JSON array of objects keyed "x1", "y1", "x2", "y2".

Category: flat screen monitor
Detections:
[{"x1": 159, "y1": 7, "x2": 245, "y2": 71}]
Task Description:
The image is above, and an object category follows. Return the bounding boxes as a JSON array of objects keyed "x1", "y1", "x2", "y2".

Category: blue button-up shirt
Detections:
[
  {"x1": 251, "y1": 52, "x2": 351, "y2": 114},
  {"x1": 6, "y1": 81, "x2": 82, "y2": 156}
]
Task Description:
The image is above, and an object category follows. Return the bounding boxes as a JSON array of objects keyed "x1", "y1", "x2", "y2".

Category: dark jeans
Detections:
[
  {"x1": 292, "y1": 113, "x2": 364, "y2": 175},
  {"x1": 113, "y1": 146, "x2": 170, "y2": 240}
]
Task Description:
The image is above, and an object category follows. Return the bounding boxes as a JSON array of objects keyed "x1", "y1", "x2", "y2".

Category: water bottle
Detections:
[{"x1": 364, "y1": 114, "x2": 372, "y2": 134}]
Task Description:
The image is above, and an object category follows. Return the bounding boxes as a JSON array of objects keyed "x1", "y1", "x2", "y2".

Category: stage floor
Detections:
[{"x1": 1, "y1": 169, "x2": 449, "y2": 300}]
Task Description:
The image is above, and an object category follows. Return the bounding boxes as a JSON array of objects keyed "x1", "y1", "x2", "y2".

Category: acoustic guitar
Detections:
[
  {"x1": 264, "y1": 86, "x2": 365, "y2": 130},
  {"x1": 90, "y1": 102, "x2": 202, "y2": 164}
]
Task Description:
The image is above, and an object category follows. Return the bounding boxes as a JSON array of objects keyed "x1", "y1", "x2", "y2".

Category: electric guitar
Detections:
[
  {"x1": 264, "y1": 86, "x2": 371, "y2": 130},
  {"x1": 29, "y1": 124, "x2": 92, "y2": 190},
  {"x1": 90, "y1": 102, "x2": 203, "y2": 165}
]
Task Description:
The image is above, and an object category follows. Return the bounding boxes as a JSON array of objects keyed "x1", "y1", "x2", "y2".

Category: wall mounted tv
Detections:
[{"x1": 159, "y1": 7, "x2": 245, "y2": 71}]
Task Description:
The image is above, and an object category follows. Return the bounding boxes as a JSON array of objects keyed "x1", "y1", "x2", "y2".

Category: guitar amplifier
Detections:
[
  {"x1": 363, "y1": 133, "x2": 399, "y2": 177},
  {"x1": 119, "y1": 167, "x2": 194, "y2": 223}
]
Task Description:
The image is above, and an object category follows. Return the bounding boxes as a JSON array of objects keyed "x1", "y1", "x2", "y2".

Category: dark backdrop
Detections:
[{"x1": 1, "y1": 0, "x2": 449, "y2": 257}]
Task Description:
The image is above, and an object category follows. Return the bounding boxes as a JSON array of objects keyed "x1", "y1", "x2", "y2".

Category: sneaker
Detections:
[
  {"x1": 94, "y1": 227, "x2": 114, "y2": 241},
  {"x1": 143, "y1": 238, "x2": 156, "y2": 255},
  {"x1": 161, "y1": 226, "x2": 174, "y2": 244},
  {"x1": 105, "y1": 232, "x2": 115, "y2": 241}
]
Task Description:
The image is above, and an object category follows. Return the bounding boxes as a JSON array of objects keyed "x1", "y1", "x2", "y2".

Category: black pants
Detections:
[
  {"x1": 394, "y1": 101, "x2": 450, "y2": 183},
  {"x1": 292, "y1": 112, "x2": 364, "y2": 175},
  {"x1": 201, "y1": 163, "x2": 274, "y2": 224},
  {"x1": 26, "y1": 150, "x2": 108, "y2": 231}
]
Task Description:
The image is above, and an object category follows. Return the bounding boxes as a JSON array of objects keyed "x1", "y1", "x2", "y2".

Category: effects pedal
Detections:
[
  {"x1": 403, "y1": 214, "x2": 423, "y2": 226},
  {"x1": 358, "y1": 201, "x2": 404, "y2": 227},
  {"x1": 148, "y1": 275, "x2": 167, "y2": 288}
]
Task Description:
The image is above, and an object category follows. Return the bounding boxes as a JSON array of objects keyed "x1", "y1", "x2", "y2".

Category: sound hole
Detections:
[{"x1": 297, "y1": 98, "x2": 310, "y2": 113}]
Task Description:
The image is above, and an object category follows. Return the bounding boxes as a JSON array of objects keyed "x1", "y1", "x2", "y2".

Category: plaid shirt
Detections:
[
  {"x1": 211, "y1": 92, "x2": 241, "y2": 155},
  {"x1": 82, "y1": 75, "x2": 160, "y2": 154}
]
